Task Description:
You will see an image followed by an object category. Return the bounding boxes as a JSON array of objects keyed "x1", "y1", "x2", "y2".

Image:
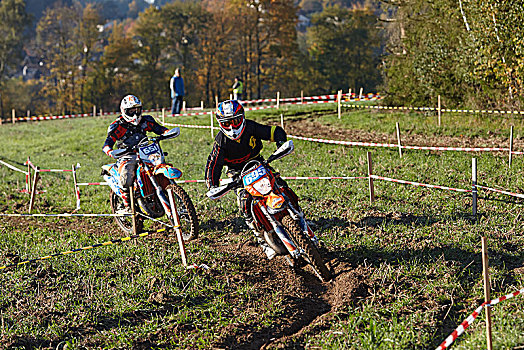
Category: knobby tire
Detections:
[{"x1": 282, "y1": 215, "x2": 331, "y2": 282}]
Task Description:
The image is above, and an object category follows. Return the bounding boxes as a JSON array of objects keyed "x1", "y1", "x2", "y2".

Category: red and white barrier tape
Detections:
[
  {"x1": 436, "y1": 303, "x2": 485, "y2": 350},
  {"x1": 25, "y1": 159, "x2": 79, "y2": 173},
  {"x1": 0, "y1": 159, "x2": 28, "y2": 175},
  {"x1": 289, "y1": 135, "x2": 398, "y2": 148},
  {"x1": 370, "y1": 175, "x2": 472, "y2": 193},
  {"x1": 186, "y1": 263, "x2": 210, "y2": 270},
  {"x1": 476, "y1": 184, "x2": 524, "y2": 199},
  {"x1": 289, "y1": 135, "x2": 512, "y2": 153},
  {"x1": 342, "y1": 103, "x2": 524, "y2": 115},
  {"x1": 436, "y1": 287, "x2": 524, "y2": 350},
  {"x1": 76, "y1": 176, "x2": 365, "y2": 187},
  {"x1": 163, "y1": 122, "x2": 213, "y2": 130}
]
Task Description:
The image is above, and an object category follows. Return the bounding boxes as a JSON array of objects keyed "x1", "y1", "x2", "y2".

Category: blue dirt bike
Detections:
[{"x1": 101, "y1": 128, "x2": 198, "y2": 240}]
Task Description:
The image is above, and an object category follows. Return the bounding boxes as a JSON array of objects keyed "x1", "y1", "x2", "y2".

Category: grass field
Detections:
[{"x1": 1, "y1": 103, "x2": 524, "y2": 349}]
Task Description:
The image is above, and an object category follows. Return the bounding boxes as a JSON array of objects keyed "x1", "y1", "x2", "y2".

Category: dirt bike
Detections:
[
  {"x1": 101, "y1": 127, "x2": 198, "y2": 240},
  {"x1": 206, "y1": 140, "x2": 331, "y2": 282}
]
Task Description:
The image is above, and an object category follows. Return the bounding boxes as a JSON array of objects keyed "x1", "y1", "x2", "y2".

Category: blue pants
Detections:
[{"x1": 171, "y1": 96, "x2": 183, "y2": 115}]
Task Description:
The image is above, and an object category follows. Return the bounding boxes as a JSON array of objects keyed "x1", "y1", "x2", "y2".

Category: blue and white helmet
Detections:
[
  {"x1": 216, "y1": 100, "x2": 245, "y2": 140},
  {"x1": 120, "y1": 95, "x2": 143, "y2": 126}
]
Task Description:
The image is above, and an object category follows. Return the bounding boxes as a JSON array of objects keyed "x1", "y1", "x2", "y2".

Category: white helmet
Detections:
[
  {"x1": 120, "y1": 95, "x2": 143, "y2": 125},
  {"x1": 216, "y1": 100, "x2": 246, "y2": 140}
]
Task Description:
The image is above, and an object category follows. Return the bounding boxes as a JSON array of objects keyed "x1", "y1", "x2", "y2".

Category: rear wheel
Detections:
[
  {"x1": 282, "y1": 215, "x2": 331, "y2": 282},
  {"x1": 110, "y1": 190, "x2": 143, "y2": 234},
  {"x1": 166, "y1": 184, "x2": 199, "y2": 241}
]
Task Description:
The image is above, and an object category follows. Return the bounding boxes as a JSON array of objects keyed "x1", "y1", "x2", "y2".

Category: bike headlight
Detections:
[{"x1": 252, "y1": 177, "x2": 272, "y2": 195}]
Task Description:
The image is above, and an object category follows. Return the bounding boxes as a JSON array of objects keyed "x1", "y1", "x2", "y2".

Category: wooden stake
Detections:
[
  {"x1": 472, "y1": 158, "x2": 477, "y2": 218},
  {"x1": 438, "y1": 95, "x2": 442, "y2": 127},
  {"x1": 168, "y1": 188, "x2": 188, "y2": 266},
  {"x1": 337, "y1": 90, "x2": 342, "y2": 119},
  {"x1": 215, "y1": 95, "x2": 219, "y2": 109},
  {"x1": 367, "y1": 152, "x2": 375, "y2": 204},
  {"x1": 396, "y1": 122, "x2": 403, "y2": 158},
  {"x1": 276, "y1": 91, "x2": 280, "y2": 109},
  {"x1": 182, "y1": 100, "x2": 186, "y2": 112},
  {"x1": 27, "y1": 110, "x2": 30, "y2": 119},
  {"x1": 229, "y1": 93, "x2": 233, "y2": 101},
  {"x1": 509, "y1": 126, "x2": 514, "y2": 168},
  {"x1": 12, "y1": 109, "x2": 15, "y2": 124},
  {"x1": 300, "y1": 90, "x2": 304, "y2": 104},
  {"x1": 359, "y1": 87, "x2": 363, "y2": 100},
  {"x1": 162, "y1": 108, "x2": 165, "y2": 125},
  {"x1": 280, "y1": 113, "x2": 284, "y2": 129},
  {"x1": 481, "y1": 236, "x2": 493, "y2": 350},
  {"x1": 200, "y1": 101, "x2": 204, "y2": 110},
  {"x1": 349, "y1": 88, "x2": 352, "y2": 100},
  {"x1": 26, "y1": 157, "x2": 32, "y2": 194},
  {"x1": 93, "y1": 105, "x2": 96, "y2": 117},
  {"x1": 130, "y1": 191, "x2": 137, "y2": 235},
  {"x1": 72, "y1": 164, "x2": 80, "y2": 211},
  {"x1": 28, "y1": 167, "x2": 40, "y2": 213}
]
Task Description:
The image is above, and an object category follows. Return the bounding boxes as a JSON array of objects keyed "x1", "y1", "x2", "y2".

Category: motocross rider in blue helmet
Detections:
[
  {"x1": 102, "y1": 95, "x2": 169, "y2": 210},
  {"x1": 205, "y1": 100, "x2": 289, "y2": 259}
]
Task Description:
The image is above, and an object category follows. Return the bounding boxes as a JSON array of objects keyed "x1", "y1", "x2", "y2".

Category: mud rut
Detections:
[{"x1": 1, "y1": 120, "x2": 513, "y2": 348}]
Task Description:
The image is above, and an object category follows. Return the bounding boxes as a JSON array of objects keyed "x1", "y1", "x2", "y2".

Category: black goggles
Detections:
[{"x1": 125, "y1": 106, "x2": 142, "y2": 116}]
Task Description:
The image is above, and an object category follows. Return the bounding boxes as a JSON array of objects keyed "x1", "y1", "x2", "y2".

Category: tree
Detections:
[
  {"x1": 0, "y1": 0, "x2": 29, "y2": 117},
  {"x1": 306, "y1": 4, "x2": 382, "y2": 94}
]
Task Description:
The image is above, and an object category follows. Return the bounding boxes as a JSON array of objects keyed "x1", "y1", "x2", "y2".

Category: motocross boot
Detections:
[
  {"x1": 117, "y1": 189, "x2": 132, "y2": 214},
  {"x1": 245, "y1": 217, "x2": 276, "y2": 260}
]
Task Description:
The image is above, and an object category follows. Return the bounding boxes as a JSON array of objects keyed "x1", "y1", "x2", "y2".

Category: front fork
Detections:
[{"x1": 259, "y1": 205, "x2": 302, "y2": 258}]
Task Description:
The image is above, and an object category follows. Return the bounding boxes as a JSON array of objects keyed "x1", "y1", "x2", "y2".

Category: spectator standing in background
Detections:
[
  {"x1": 170, "y1": 68, "x2": 185, "y2": 116},
  {"x1": 232, "y1": 76, "x2": 243, "y2": 100}
]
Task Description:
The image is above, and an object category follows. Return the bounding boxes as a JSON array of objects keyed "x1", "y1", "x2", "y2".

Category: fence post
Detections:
[
  {"x1": 27, "y1": 110, "x2": 30, "y2": 119},
  {"x1": 72, "y1": 164, "x2": 80, "y2": 211},
  {"x1": 438, "y1": 95, "x2": 442, "y2": 127},
  {"x1": 229, "y1": 93, "x2": 233, "y2": 101},
  {"x1": 337, "y1": 90, "x2": 342, "y2": 119},
  {"x1": 509, "y1": 126, "x2": 514, "y2": 168},
  {"x1": 276, "y1": 91, "x2": 280, "y2": 109},
  {"x1": 396, "y1": 122, "x2": 403, "y2": 158},
  {"x1": 28, "y1": 167, "x2": 40, "y2": 213},
  {"x1": 93, "y1": 105, "x2": 96, "y2": 117},
  {"x1": 215, "y1": 95, "x2": 219, "y2": 109},
  {"x1": 26, "y1": 157, "x2": 32, "y2": 194},
  {"x1": 367, "y1": 152, "x2": 375, "y2": 204},
  {"x1": 359, "y1": 87, "x2": 363, "y2": 100},
  {"x1": 301, "y1": 90, "x2": 304, "y2": 104},
  {"x1": 481, "y1": 236, "x2": 494, "y2": 350},
  {"x1": 12, "y1": 109, "x2": 15, "y2": 124},
  {"x1": 201, "y1": 101, "x2": 204, "y2": 110},
  {"x1": 162, "y1": 108, "x2": 165, "y2": 125},
  {"x1": 130, "y1": 191, "x2": 137, "y2": 234},
  {"x1": 348, "y1": 88, "x2": 352, "y2": 100},
  {"x1": 182, "y1": 100, "x2": 186, "y2": 112},
  {"x1": 280, "y1": 113, "x2": 284, "y2": 129},
  {"x1": 472, "y1": 158, "x2": 477, "y2": 218},
  {"x1": 168, "y1": 187, "x2": 188, "y2": 267},
  {"x1": 210, "y1": 111, "x2": 214, "y2": 139}
]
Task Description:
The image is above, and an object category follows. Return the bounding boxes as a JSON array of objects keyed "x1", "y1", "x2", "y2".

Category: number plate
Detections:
[
  {"x1": 243, "y1": 165, "x2": 267, "y2": 186},
  {"x1": 140, "y1": 143, "x2": 160, "y2": 155}
]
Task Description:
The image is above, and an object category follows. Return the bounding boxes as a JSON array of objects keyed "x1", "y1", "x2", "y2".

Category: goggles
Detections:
[
  {"x1": 125, "y1": 106, "x2": 142, "y2": 116},
  {"x1": 219, "y1": 116, "x2": 243, "y2": 129}
]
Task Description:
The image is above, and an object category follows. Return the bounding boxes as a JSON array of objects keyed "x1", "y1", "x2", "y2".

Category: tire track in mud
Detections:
[{"x1": 208, "y1": 233, "x2": 371, "y2": 350}]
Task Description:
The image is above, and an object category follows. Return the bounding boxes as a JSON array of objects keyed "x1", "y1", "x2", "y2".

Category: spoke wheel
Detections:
[
  {"x1": 166, "y1": 184, "x2": 199, "y2": 241},
  {"x1": 282, "y1": 215, "x2": 331, "y2": 282}
]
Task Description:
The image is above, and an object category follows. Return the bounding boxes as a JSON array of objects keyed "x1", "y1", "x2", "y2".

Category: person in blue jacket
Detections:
[{"x1": 170, "y1": 68, "x2": 185, "y2": 115}]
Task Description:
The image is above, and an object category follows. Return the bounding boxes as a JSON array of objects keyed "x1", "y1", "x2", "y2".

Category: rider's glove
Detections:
[{"x1": 103, "y1": 146, "x2": 115, "y2": 158}]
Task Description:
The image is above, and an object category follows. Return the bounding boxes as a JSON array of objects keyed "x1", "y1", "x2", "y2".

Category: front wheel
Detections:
[
  {"x1": 166, "y1": 184, "x2": 199, "y2": 241},
  {"x1": 110, "y1": 190, "x2": 143, "y2": 234},
  {"x1": 282, "y1": 215, "x2": 331, "y2": 282}
]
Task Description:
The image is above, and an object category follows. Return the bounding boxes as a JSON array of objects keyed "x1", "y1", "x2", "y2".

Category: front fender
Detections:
[{"x1": 154, "y1": 164, "x2": 182, "y2": 179}]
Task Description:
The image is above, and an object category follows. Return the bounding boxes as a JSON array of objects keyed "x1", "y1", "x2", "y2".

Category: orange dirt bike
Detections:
[
  {"x1": 101, "y1": 127, "x2": 198, "y2": 240},
  {"x1": 206, "y1": 140, "x2": 331, "y2": 282}
]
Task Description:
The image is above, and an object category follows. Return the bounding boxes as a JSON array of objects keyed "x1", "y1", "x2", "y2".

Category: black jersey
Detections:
[{"x1": 205, "y1": 119, "x2": 287, "y2": 188}]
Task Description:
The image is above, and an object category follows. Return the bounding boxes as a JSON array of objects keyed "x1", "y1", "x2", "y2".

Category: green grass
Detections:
[{"x1": 0, "y1": 105, "x2": 524, "y2": 349}]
